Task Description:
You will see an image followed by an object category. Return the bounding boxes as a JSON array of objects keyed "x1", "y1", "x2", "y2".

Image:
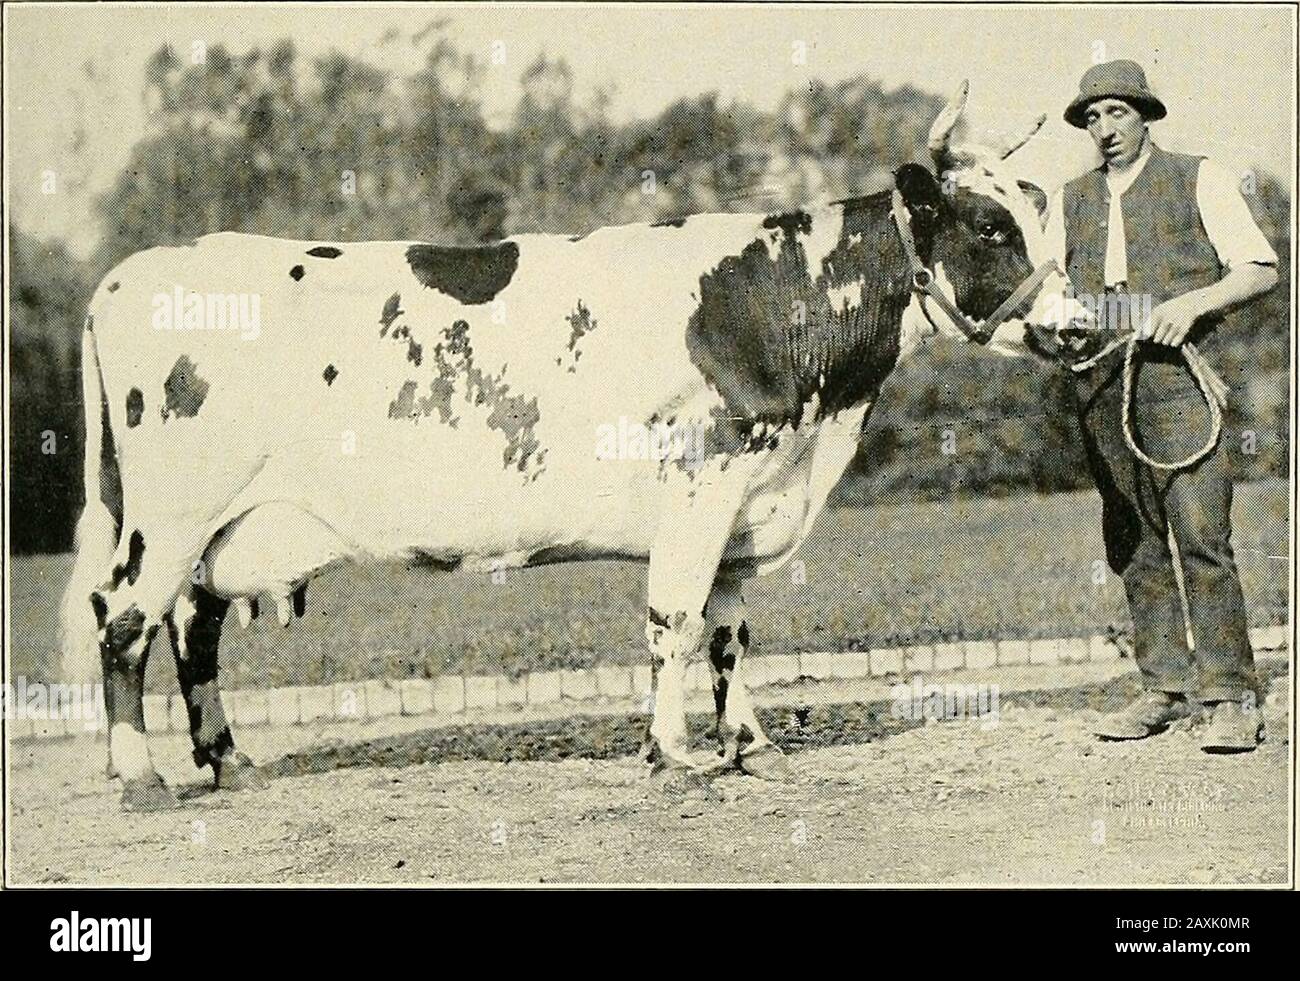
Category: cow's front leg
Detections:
[
  {"x1": 166, "y1": 587, "x2": 266, "y2": 792},
  {"x1": 645, "y1": 603, "x2": 708, "y2": 779},
  {"x1": 704, "y1": 570, "x2": 791, "y2": 780},
  {"x1": 642, "y1": 452, "x2": 763, "y2": 792}
]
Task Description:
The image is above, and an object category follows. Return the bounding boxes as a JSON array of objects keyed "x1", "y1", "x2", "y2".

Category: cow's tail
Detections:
[{"x1": 58, "y1": 313, "x2": 121, "y2": 684}]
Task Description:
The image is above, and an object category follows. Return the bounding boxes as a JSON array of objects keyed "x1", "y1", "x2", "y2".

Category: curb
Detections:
[{"x1": 8, "y1": 625, "x2": 1291, "y2": 742}]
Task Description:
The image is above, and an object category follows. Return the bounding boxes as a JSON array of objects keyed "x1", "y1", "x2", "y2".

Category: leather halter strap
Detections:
[{"x1": 890, "y1": 188, "x2": 1059, "y2": 345}]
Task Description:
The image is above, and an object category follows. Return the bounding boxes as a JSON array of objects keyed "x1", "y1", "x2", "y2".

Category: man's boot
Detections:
[
  {"x1": 1093, "y1": 690, "x2": 1190, "y2": 740},
  {"x1": 1199, "y1": 700, "x2": 1265, "y2": 753}
]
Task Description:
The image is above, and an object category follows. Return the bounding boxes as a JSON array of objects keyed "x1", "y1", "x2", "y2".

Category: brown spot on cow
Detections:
[
  {"x1": 111, "y1": 529, "x2": 146, "y2": 588},
  {"x1": 379, "y1": 293, "x2": 404, "y2": 336},
  {"x1": 388, "y1": 380, "x2": 418, "y2": 420},
  {"x1": 406, "y1": 241, "x2": 519, "y2": 304},
  {"x1": 487, "y1": 392, "x2": 541, "y2": 473},
  {"x1": 161, "y1": 355, "x2": 210, "y2": 421},
  {"x1": 387, "y1": 318, "x2": 543, "y2": 473},
  {"x1": 446, "y1": 319, "x2": 471, "y2": 354},
  {"x1": 708, "y1": 625, "x2": 735, "y2": 735},
  {"x1": 419, "y1": 377, "x2": 458, "y2": 425},
  {"x1": 708, "y1": 626, "x2": 736, "y2": 672},
  {"x1": 561, "y1": 300, "x2": 598, "y2": 372},
  {"x1": 306, "y1": 246, "x2": 343, "y2": 259},
  {"x1": 125, "y1": 388, "x2": 144, "y2": 427},
  {"x1": 761, "y1": 209, "x2": 813, "y2": 236},
  {"x1": 90, "y1": 592, "x2": 109, "y2": 630},
  {"x1": 289, "y1": 264, "x2": 305, "y2": 281},
  {"x1": 323, "y1": 364, "x2": 339, "y2": 386},
  {"x1": 566, "y1": 300, "x2": 597, "y2": 352},
  {"x1": 687, "y1": 193, "x2": 913, "y2": 438},
  {"x1": 102, "y1": 604, "x2": 146, "y2": 662},
  {"x1": 107, "y1": 281, "x2": 121, "y2": 293}
]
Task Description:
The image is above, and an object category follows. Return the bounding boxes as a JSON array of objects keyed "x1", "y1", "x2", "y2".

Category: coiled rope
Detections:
[{"x1": 1068, "y1": 333, "x2": 1228, "y2": 472}]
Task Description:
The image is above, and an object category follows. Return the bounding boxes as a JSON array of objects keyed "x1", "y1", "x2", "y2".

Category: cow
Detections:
[{"x1": 60, "y1": 82, "x2": 1087, "y2": 810}]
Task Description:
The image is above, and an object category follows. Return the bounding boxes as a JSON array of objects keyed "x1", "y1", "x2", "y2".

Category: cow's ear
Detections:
[
  {"x1": 1017, "y1": 180, "x2": 1049, "y2": 220},
  {"x1": 895, "y1": 164, "x2": 944, "y2": 224}
]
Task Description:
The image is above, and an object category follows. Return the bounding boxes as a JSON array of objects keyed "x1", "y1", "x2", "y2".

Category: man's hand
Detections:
[{"x1": 1142, "y1": 293, "x2": 1205, "y2": 347}]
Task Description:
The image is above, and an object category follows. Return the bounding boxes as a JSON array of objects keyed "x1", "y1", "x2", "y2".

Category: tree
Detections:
[{"x1": 8, "y1": 229, "x2": 92, "y2": 553}]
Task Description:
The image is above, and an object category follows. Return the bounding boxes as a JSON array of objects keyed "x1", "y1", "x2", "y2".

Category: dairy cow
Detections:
[{"x1": 61, "y1": 82, "x2": 1084, "y2": 809}]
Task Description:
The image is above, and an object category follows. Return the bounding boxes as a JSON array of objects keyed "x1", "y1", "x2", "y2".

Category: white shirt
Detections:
[
  {"x1": 1102, "y1": 149, "x2": 1150, "y2": 284},
  {"x1": 1043, "y1": 150, "x2": 1278, "y2": 286}
]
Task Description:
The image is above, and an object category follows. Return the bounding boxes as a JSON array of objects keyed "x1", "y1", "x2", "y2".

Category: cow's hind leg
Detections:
[
  {"x1": 92, "y1": 588, "x2": 176, "y2": 811},
  {"x1": 166, "y1": 587, "x2": 266, "y2": 792},
  {"x1": 704, "y1": 569, "x2": 791, "y2": 780},
  {"x1": 93, "y1": 521, "x2": 223, "y2": 809}
]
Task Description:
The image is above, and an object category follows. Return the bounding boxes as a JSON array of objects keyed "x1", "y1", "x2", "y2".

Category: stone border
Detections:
[{"x1": 8, "y1": 625, "x2": 1291, "y2": 741}]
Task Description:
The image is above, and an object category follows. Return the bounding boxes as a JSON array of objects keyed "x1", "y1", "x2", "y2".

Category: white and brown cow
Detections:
[{"x1": 61, "y1": 82, "x2": 1083, "y2": 809}]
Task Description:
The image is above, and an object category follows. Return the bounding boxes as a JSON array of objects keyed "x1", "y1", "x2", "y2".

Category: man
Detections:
[{"x1": 1041, "y1": 60, "x2": 1278, "y2": 751}]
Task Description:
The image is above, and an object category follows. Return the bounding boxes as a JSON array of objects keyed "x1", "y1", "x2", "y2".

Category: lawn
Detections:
[{"x1": 8, "y1": 481, "x2": 1289, "y2": 693}]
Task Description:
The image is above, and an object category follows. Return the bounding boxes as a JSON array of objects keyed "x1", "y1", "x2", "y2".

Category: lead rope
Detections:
[
  {"x1": 1069, "y1": 330, "x2": 1228, "y2": 653},
  {"x1": 1069, "y1": 331, "x2": 1227, "y2": 472}
]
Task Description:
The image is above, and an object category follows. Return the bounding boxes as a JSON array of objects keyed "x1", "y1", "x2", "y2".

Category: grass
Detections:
[{"x1": 8, "y1": 481, "x2": 1289, "y2": 694}]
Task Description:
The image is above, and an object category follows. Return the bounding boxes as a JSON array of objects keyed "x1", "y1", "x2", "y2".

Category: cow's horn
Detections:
[
  {"x1": 234, "y1": 597, "x2": 253, "y2": 629},
  {"x1": 928, "y1": 79, "x2": 970, "y2": 164},
  {"x1": 998, "y1": 113, "x2": 1047, "y2": 159}
]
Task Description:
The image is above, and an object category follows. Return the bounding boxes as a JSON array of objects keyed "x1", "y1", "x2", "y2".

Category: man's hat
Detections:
[{"x1": 1064, "y1": 60, "x2": 1167, "y2": 129}]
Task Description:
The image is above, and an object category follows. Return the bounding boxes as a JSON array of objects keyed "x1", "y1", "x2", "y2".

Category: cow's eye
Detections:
[{"x1": 978, "y1": 224, "x2": 1007, "y2": 245}]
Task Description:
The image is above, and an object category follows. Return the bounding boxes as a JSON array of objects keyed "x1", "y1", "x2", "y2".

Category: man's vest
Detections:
[{"x1": 1063, "y1": 145, "x2": 1225, "y2": 349}]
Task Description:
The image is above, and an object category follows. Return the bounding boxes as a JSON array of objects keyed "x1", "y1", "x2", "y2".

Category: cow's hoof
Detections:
[
  {"x1": 738, "y1": 744, "x2": 794, "y2": 781},
  {"x1": 697, "y1": 741, "x2": 741, "y2": 776},
  {"x1": 648, "y1": 758, "x2": 722, "y2": 800},
  {"x1": 214, "y1": 752, "x2": 268, "y2": 792},
  {"x1": 120, "y1": 774, "x2": 180, "y2": 812}
]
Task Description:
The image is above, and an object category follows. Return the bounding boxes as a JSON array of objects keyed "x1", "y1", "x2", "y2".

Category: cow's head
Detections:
[{"x1": 895, "y1": 80, "x2": 1088, "y2": 355}]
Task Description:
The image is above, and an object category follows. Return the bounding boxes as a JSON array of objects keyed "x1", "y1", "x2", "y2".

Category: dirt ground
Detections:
[{"x1": 7, "y1": 663, "x2": 1291, "y2": 885}]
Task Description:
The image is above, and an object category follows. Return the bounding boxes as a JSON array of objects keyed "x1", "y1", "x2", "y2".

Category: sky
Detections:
[{"x1": 5, "y1": 2, "x2": 1295, "y2": 254}]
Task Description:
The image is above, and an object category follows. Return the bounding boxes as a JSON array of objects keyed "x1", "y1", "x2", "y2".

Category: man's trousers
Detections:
[{"x1": 1071, "y1": 345, "x2": 1257, "y2": 703}]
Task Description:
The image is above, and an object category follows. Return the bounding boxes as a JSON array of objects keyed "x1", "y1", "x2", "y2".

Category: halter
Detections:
[{"x1": 890, "y1": 189, "x2": 1060, "y2": 346}]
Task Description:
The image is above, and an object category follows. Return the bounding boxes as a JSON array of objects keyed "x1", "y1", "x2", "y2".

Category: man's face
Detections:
[{"x1": 1084, "y1": 98, "x2": 1148, "y2": 167}]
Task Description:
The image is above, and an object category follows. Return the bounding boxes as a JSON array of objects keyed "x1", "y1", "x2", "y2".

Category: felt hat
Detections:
[{"x1": 1064, "y1": 60, "x2": 1167, "y2": 129}]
